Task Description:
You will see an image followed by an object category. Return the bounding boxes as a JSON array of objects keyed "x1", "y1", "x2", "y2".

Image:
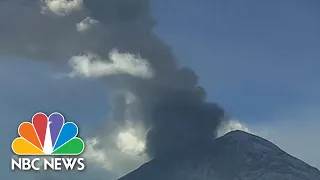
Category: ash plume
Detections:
[{"x1": 0, "y1": 0, "x2": 225, "y2": 158}]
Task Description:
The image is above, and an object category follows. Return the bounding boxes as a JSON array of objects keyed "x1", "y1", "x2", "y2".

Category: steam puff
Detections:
[
  {"x1": 41, "y1": 0, "x2": 83, "y2": 16},
  {"x1": 76, "y1": 17, "x2": 99, "y2": 32},
  {"x1": 217, "y1": 120, "x2": 250, "y2": 137},
  {"x1": 68, "y1": 49, "x2": 154, "y2": 79}
]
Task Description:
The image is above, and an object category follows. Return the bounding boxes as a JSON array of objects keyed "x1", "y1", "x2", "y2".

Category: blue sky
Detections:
[
  {"x1": 1, "y1": 0, "x2": 319, "y2": 179},
  {"x1": 152, "y1": 0, "x2": 320, "y2": 120},
  {"x1": 149, "y1": 0, "x2": 320, "y2": 168}
]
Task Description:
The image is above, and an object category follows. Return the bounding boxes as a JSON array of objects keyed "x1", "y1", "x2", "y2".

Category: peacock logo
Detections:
[{"x1": 11, "y1": 112, "x2": 85, "y2": 155}]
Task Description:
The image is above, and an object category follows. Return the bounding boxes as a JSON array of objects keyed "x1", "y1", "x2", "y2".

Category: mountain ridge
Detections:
[{"x1": 119, "y1": 130, "x2": 320, "y2": 180}]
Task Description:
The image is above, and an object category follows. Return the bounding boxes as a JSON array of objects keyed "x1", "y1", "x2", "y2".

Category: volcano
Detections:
[{"x1": 118, "y1": 130, "x2": 320, "y2": 180}]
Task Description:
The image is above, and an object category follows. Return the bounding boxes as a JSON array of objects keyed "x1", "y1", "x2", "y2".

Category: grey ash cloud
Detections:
[{"x1": 0, "y1": 0, "x2": 225, "y2": 158}]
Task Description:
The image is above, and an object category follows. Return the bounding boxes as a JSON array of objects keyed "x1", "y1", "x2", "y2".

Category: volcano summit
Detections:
[{"x1": 119, "y1": 130, "x2": 320, "y2": 180}]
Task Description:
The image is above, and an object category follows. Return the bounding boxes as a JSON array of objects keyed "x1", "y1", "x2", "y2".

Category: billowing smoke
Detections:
[{"x1": 0, "y1": 0, "x2": 225, "y2": 158}]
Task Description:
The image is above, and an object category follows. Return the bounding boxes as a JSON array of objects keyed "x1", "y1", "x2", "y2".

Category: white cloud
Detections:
[
  {"x1": 116, "y1": 129, "x2": 146, "y2": 155},
  {"x1": 41, "y1": 0, "x2": 83, "y2": 16},
  {"x1": 67, "y1": 49, "x2": 154, "y2": 79},
  {"x1": 83, "y1": 121, "x2": 148, "y2": 178},
  {"x1": 76, "y1": 17, "x2": 99, "y2": 32}
]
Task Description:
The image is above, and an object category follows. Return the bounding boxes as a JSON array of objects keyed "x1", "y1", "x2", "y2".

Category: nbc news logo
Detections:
[{"x1": 11, "y1": 112, "x2": 85, "y2": 171}]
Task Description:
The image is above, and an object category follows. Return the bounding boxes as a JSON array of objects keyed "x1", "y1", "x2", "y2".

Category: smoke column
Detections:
[{"x1": 0, "y1": 0, "x2": 225, "y2": 158}]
